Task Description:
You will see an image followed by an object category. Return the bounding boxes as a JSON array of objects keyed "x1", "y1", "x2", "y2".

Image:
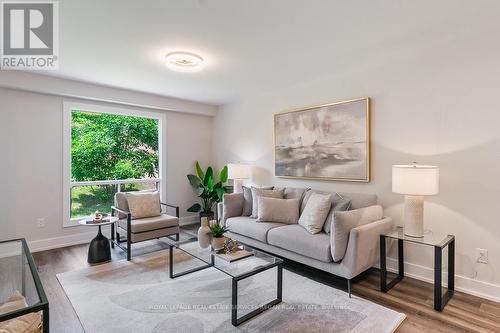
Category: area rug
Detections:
[{"x1": 57, "y1": 250, "x2": 405, "y2": 333}]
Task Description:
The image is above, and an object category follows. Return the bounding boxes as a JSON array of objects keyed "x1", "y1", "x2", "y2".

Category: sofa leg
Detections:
[{"x1": 347, "y1": 279, "x2": 352, "y2": 298}]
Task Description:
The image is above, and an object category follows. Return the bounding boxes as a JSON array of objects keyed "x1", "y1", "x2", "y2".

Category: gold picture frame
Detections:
[{"x1": 274, "y1": 97, "x2": 371, "y2": 182}]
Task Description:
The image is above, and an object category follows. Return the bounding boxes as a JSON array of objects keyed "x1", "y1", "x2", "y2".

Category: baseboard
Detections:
[
  {"x1": 28, "y1": 216, "x2": 199, "y2": 253},
  {"x1": 29, "y1": 231, "x2": 98, "y2": 253},
  {"x1": 382, "y1": 257, "x2": 500, "y2": 303}
]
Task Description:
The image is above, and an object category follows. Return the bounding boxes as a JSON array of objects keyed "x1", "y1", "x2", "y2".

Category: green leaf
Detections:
[
  {"x1": 187, "y1": 203, "x2": 201, "y2": 212},
  {"x1": 207, "y1": 176, "x2": 214, "y2": 191},
  {"x1": 195, "y1": 161, "x2": 205, "y2": 180},
  {"x1": 187, "y1": 174, "x2": 201, "y2": 189},
  {"x1": 204, "y1": 167, "x2": 213, "y2": 186},
  {"x1": 219, "y1": 165, "x2": 228, "y2": 183},
  {"x1": 215, "y1": 188, "x2": 225, "y2": 202}
]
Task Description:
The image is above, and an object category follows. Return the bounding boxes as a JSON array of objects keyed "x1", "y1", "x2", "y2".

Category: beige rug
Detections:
[{"x1": 57, "y1": 250, "x2": 405, "y2": 333}]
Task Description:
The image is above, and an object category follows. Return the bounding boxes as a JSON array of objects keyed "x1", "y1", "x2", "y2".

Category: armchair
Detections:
[{"x1": 111, "y1": 192, "x2": 180, "y2": 260}]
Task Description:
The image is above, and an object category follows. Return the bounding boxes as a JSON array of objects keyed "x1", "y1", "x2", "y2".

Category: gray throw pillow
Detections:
[
  {"x1": 242, "y1": 186, "x2": 273, "y2": 216},
  {"x1": 250, "y1": 187, "x2": 284, "y2": 218},
  {"x1": 323, "y1": 196, "x2": 352, "y2": 234},
  {"x1": 331, "y1": 205, "x2": 383, "y2": 262},
  {"x1": 223, "y1": 193, "x2": 244, "y2": 220},
  {"x1": 257, "y1": 197, "x2": 300, "y2": 224}
]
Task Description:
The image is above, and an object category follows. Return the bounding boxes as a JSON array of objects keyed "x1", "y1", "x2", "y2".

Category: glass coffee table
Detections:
[{"x1": 167, "y1": 237, "x2": 283, "y2": 326}]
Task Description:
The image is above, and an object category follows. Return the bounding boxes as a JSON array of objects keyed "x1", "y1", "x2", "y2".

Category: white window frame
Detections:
[{"x1": 63, "y1": 101, "x2": 167, "y2": 227}]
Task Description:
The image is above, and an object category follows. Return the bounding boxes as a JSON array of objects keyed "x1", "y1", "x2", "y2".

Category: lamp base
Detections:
[
  {"x1": 403, "y1": 195, "x2": 424, "y2": 238},
  {"x1": 233, "y1": 179, "x2": 244, "y2": 193}
]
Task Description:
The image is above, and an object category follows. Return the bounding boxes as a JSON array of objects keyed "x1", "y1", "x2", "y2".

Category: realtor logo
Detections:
[{"x1": 1, "y1": 1, "x2": 58, "y2": 69}]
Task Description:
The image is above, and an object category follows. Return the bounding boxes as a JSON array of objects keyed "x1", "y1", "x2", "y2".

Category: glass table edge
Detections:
[
  {"x1": 382, "y1": 227, "x2": 455, "y2": 248},
  {"x1": 168, "y1": 237, "x2": 284, "y2": 278},
  {"x1": 0, "y1": 238, "x2": 49, "y2": 320}
]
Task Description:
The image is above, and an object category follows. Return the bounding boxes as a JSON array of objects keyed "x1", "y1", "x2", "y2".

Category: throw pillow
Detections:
[
  {"x1": 0, "y1": 291, "x2": 42, "y2": 333},
  {"x1": 223, "y1": 192, "x2": 244, "y2": 220},
  {"x1": 298, "y1": 192, "x2": 332, "y2": 234},
  {"x1": 323, "y1": 195, "x2": 352, "y2": 234},
  {"x1": 250, "y1": 187, "x2": 284, "y2": 218},
  {"x1": 257, "y1": 197, "x2": 300, "y2": 224},
  {"x1": 331, "y1": 205, "x2": 383, "y2": 262},
  {"x1": 126, "y1": 191, "x2": 161, "y2": 219},
  {"x1": 242, "y1": 186, "x2": 273, "y2": 216}
]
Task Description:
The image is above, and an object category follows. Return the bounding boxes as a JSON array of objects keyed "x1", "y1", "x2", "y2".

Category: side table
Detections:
[
  {"x1": 79, "y1": 216, "x2": 119, "y2": 264},
  {"x1": 380, "y1": 227, "x2": 455, "y2": 311}
]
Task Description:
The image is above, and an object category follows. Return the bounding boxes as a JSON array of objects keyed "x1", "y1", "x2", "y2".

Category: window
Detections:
[{"x1": 63, "y1": 102, "x2": 166, "y2": 226}]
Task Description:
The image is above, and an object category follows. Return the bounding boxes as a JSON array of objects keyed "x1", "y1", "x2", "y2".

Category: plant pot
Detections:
[
  {"x1": 200, "y1": 211, "x2": 214, "y2": 223},
  {"x1": 211, "y1": 236, "x2": 225, "y2": 251},
  {"x1": 197, "y1": 217, "x2": 211, "y2": 249}
]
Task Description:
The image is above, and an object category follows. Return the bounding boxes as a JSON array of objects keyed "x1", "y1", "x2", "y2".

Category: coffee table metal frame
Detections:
[{"x1": 168, "y1": 238, "x2": 283, "y2": 326}]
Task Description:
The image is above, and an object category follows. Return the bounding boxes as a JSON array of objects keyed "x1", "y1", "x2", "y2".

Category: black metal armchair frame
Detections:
[{"x1": 111, "y1": 202, "x2": 180, "y2": 260}]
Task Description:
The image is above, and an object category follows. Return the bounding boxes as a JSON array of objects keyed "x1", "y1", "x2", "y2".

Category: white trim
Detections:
[
  {"x1": 62, "y1": 101, "x2": 167, "y2": 227},
  {"x1": 382, "y1": 257, "x2": 500, "y2": 303},
  {"x1": 28, "y1": 215, "x2": 198, "y2": 252}
]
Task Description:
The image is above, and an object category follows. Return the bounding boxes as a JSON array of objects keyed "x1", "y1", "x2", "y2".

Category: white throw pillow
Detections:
[
  {"x1": 257, "y1": 197, "x2": 300, "y2": 224},
  {"x1": 298, "y1": 192, "x2": 332, "y2": 234},
  {"x1": 331, "y1": 205, "x2": 383, "y2": 262},
  {"x1": 126, "y1": 191, "x2": 161, "y2": 219},
  {"x1": 250, "y1": 187, "x2": 284, "y2": 217}
]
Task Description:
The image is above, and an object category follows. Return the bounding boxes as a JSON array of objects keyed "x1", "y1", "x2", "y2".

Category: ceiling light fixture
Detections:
[{"x1": 164, "y1": 51, "x2": 204, "y2": 72}]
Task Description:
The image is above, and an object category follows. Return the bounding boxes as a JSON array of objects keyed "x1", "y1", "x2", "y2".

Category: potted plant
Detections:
[
  {"x1": 187, "y1": 161, "x2": 231, "y2": 222},
  {"x1": 209, "y1": 223, "x2": 230, "y2": 251}
]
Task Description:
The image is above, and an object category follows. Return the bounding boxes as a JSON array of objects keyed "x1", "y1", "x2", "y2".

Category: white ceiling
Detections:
[{"x1": 38, "y1": 0, "x2": 500, "y2": 105}]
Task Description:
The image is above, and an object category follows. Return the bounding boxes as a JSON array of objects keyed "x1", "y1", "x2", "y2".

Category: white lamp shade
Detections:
[
  {"x1": 227, "y1": 163, "x2": 251, "y2": 179},
  {"x1": 392, "y1": 164, "x2": 439, "y2": 196}
]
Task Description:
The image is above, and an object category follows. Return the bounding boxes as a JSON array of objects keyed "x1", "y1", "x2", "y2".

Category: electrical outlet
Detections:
[
  {"x1": 36, "y1": 218, "x2": 46, "y2": 228},
  {"x1": 476, "y1": 248, "x2": 488, "y2": 264}
]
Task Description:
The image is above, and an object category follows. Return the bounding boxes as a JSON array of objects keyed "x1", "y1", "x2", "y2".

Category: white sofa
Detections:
[{"x1": 218, "y1": 188, "x2": 393, "y2": 296}]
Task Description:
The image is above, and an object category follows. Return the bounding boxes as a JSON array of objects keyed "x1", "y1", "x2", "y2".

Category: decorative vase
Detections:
[
  {"x1": 198, "y1": 217, "x2": 211, "y2": 248},
  {"x1": 211, "y1": 236, "x2": 225, "y2": 251}
]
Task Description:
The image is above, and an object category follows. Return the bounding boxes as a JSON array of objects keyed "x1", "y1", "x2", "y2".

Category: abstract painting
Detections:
[{"x1": 274, "y1": 98, "x2": 370, "y2": 182}]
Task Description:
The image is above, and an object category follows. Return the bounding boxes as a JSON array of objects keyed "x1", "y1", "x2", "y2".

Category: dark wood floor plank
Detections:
[{"x1": 31, "y1": 225, "x2": 500, "y2": 333}]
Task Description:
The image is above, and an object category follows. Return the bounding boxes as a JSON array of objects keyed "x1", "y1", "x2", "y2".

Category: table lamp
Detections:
[
  {"x1": 392, "y1": 163, "x2": 439, "y2": 237},
  {"x1": 227, "y1": 163, "x2": 250, "y2": 193}
]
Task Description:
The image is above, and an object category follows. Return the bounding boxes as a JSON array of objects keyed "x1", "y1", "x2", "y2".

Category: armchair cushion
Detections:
[
  {"x1": 331, "y1": 205, "x2": 383, "y2": 262},
  {"x1": 118, "y1": 214, "x2": 178, "y2": 233},
  {"x1": 126, "y1": 191, "x2": 161, "y2": 219}
]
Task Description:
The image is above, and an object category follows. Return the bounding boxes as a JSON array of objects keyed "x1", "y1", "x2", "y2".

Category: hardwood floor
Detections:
[{"x1": 32, "y1": 226, "x2": 500, "y2": 333}]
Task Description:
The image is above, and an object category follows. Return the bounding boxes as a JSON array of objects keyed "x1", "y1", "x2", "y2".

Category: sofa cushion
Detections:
[
  {"x1": 331, "y1": 205, "x2": 384, "y2": 262},
  {"x1": 226, "y1": 216, "x2": 285, "y2": 242},
  {"x1": 284, "y1": 187, "x2": 310, "y2": 200},
  {"x1": 250, "y1": 187, "x2": 284, "y2": 217},
  {"x1": 118, "y1": 214, "x2": 179, "y2": 233},
  {"x1": 257, "y1": 197, "x2": 300, "y2": 224},
  {"x1": 267, "y1": 225, "x2": 333, "y2": 262}
]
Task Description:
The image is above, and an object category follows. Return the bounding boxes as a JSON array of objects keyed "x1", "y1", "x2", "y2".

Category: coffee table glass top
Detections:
[
  {"x1": 169, "y1": 237, "x2": 283, "y2": 278},
  {"x1": 383, "y1": 226, "x2": 454, "y2": 247}
]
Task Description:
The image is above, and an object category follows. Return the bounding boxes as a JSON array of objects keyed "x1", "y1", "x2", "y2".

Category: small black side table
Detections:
[
  {"x1": 380, "y1": 227, "x2": 455, "y2": 311},
  {"x1": 79, "y1": 216, "x2": 119, "y2": 264}
]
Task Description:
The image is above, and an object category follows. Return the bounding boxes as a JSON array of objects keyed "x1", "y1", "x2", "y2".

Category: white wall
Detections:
[
  {"x1": 213, "y1": 21, "x2": 500, "y2": 301},
  {"x1": 0, "y1": 77, "x2": 214, "y2": 251}
]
